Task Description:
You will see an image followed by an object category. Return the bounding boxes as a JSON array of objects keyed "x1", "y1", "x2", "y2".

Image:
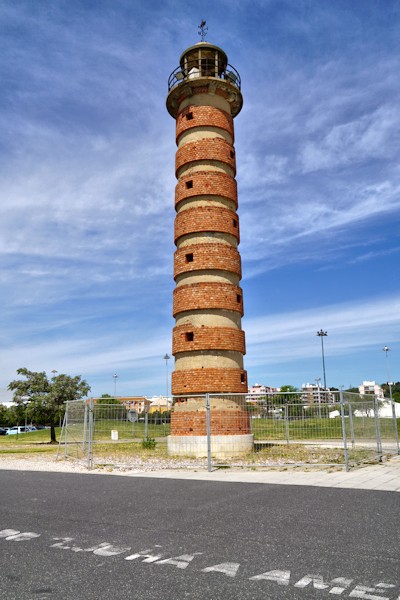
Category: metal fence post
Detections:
[
  {"x1": 82, "y1": 403, "x2": 88, "y2": 452},
  {"x1": 56, "y1": 407, "x2": 67, "y2": 461},
  {"x1": 87, "y1": 397, "x2": 94, "y2": 470},
  {"x1": 348, "y1": 402, "x2": 355, "y2": 448},
  {"x1": 144, "y1": 408, "x2": 149, "y2": 440},
  {"x1": 284, "y1": 404, "x2": 289, "y2": 445},
  {"x1": 373, "y1": 395, "x2": 382, "y2": 458},
  {"x1": 339, "y1": 388, "x2": 349, "y2": 471},
  {"x1": 391, "y1": 399, "x2": 399, "y2": 454},
  {"x1": 206, "y1": 393, "x2": 211, "y2": 472}
]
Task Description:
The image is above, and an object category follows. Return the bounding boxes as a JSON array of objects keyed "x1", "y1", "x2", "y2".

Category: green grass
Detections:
[
  {"x1": 0, "y1": 428, "x2": 62, "y2": 445},
  {"x1": 91, "y1": 420, "x2": 170, "y2": 441},
  {"x1": 250, "y1": 416, "x2": 398, "y2": 441},
  {"x1": 239, "y1": 444, "x2": 376, "y2": 465}
]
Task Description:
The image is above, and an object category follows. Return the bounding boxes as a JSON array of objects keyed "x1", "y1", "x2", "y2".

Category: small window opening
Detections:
[
  {"x1": 185, "y1": 253, "x2": 194, "y2": 263},
  {"x1": 185, "y1": 180, "x2": 193, "y2": 189},
  {"x1": 240, "y1": 373, "x2": 245, "y2": 384},
  {"x1": 186, "y1": 112, "x2": 193, "y2": 121},
  {"x1": 236, "y1": 294, "x2": 241, "y2": 303},
  {"x1": 185, "y1": 332, "x2": 194, "y2": 342},
  {"x1": 230, "y1": 150, "x2": 235, "y2": 158},
  {"x1": 233, "y1": 219, "x2": 237, "y2": 228}
]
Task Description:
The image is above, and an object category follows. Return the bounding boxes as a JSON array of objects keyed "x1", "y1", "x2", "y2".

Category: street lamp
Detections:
[
  {"x1": 382, "y1": 346, "x2": 393, "y2": 400},
  {"x1": 113, "y1": 374, "x2": 118, "y2": 398},
  {"x1": 316, "y1": 330, "x2": 328, "y2": 390},
  {"x1": 315, "y1": 377, "x2": 322, "y2": 417}
]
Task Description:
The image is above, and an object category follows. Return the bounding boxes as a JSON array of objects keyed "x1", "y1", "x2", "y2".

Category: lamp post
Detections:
[
  {"x1": 316, "y1": 330, "x2": 328, "y2": 390},
  {"x1": 382, "y1": 346, "x2": 393, "y2": 400},
  {"x1": 315, "y1": 377, "x2": 322, "y2": 418},
  {"x1": 113, "y1": 374, "x2": 118, "y2": 398}
]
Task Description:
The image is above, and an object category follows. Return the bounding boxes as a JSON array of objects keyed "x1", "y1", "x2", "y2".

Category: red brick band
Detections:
[
  {"x1": 174, "y1": 206, "x2": 240, "y2": 243},
  {"x1": 173, "y1": 282, "x2": 244, "y2": 316},
  {"x1": 175, "y1": 138, "x2": 236, "y2": 177},
  {"x1": 174, "y1": 244, "x2": 241, "y2": 278},
  {"x1": 171, "y1": 409, "x2": 250, "y2": 436},
  {"x1": 172, "y1": 325, "x2": 246, "y2": 354},
  {"x1": 176, "y1": 105, "x2": 234, "y2": 143},
  {"x1": 172, "y1": 368, "x2": 248, "y2": 396},
  {"x1": 175, "y1": 171, "x2": 237, "y2": 208}
]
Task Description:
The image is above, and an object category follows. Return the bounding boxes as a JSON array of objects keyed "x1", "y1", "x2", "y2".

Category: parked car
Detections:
[
  {"x1": 6, "y1": 426, "x2": 36, "y2": 435},
  {"x1": 0, "y1": 427, "x2": 8, "y2": 435}
]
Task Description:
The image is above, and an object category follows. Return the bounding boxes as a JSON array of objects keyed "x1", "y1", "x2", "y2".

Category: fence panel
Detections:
[
  {"x1": 58, "y1": 393, "x2": 399, "y2": 471},
  {"x1": 57, "y1": 400, "x2": 87, "y2": 461},
  {"x1": 207, "y1": 392, "x2": 399, "y2": 469},
  {"x1": 58, "y1": 399, "x2": 172, "y2": 469}
]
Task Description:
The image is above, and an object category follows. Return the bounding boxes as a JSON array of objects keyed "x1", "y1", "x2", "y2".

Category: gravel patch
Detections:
[{"x1": 0, "y1": 454, "x2": 209, "y2": 475}]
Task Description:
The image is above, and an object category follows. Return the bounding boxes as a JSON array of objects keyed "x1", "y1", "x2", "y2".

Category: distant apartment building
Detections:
[
  {"x1": 246, "y1": 384, "x2": 280, "y2": 405},
  {"x1": 358, "y1": 381, "x2": 384, "y2": 398},
  {"x1": 301, "y1": 383, "x2": 333, "y2": 404},
  {"x1": 248, "y1": 383, "x2": 279, "y2": 395}
]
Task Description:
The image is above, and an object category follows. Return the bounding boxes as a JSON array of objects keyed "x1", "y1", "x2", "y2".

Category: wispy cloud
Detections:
[{"x1": 1, "y1": 1, "x2": 399, "y2": 394}]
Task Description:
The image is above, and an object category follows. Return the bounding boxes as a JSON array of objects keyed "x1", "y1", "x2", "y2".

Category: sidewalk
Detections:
[
  {"x1": 1, "y1": 454, "x2": 399, "y2": 491},
  {"x1": 123, "y1": 455, "x2": 400, "y2": 492}
]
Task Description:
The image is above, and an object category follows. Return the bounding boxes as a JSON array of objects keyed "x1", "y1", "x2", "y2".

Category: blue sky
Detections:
[{"x1": 1, "y1": 0, "x2": 399, "y2": 399}]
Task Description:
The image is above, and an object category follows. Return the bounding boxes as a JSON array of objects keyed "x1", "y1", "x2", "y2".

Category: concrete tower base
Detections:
[{"x1": 167, "y1": 433, "x2": 254, "y2": 458}]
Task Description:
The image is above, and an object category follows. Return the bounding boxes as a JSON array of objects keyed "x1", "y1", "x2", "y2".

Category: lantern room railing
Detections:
[{"x1": 168, "y1": 62, "x2": 241, "y2": 92}]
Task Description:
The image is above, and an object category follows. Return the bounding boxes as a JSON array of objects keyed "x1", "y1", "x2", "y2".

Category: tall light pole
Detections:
[
  {"x1": 382, "y1": 346, "x2": 393, "y2": 400},
  {"x1": 315, "y1": 376, "x2": 322, "y2": 417},
  {"x1": 113, "y1": 374, "x2": 118, "y2": 398},
  {"x1": 316, "y1": 330, "x2": 328, "y2": 390}
]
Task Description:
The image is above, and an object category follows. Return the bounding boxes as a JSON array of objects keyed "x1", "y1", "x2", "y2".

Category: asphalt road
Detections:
[{"x1": 0, "y1": 470, "x2": 399, "y2": 600}]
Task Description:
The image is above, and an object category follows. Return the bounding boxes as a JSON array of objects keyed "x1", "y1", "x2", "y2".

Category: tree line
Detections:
[{"x1": 3, "y1": 368, "x2": 90, "y2": 442}]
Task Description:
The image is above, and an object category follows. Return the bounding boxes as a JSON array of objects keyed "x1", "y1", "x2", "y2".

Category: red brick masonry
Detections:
[
  {"x1": 174, "y1": 244, "x2": 241, "y2": 278},
  {"x1": 172, "y1": 368, "x2": 248, "y2": 395},
  {"x1": 174, "y1": 206, "x2": 240, "y2": 243},
  {"x1": 175, "y1": 138, "x2": 236, "y2": 176},
  {"x1": 176, "y1": 105, "x2": 234, "y2": 142},
  {"x1": 171, "y1": 409, "x2": 250, "y2": 436},
  {"x1": 173, "y1": 282, "x2": 244, "y2": 316},
  {"x1": 172, "y1": 325, "x2": 246, "y2": 354},
  {"x1": 175, "y1": 171, "x2": 237, "y2": 209}
]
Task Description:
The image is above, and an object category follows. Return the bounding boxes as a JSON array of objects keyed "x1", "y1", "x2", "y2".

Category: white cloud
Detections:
[
  {"x1": 300, "y1": 105, "x2": 400, "y2": 172},
  {"x1": 246, "y1": 295, "x2": 400, "y2": 364}
]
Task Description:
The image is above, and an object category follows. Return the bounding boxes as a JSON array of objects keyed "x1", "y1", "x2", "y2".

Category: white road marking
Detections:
[
  {"x1": 294, "y1": 575, "x2": 353, "y2": 594},
  {"x1": 0, "y1": 529, "x2": 40, "y2": 541},
  {"x1": 1, "y1": 525, "x2": 399, "y2": 598},
  {"x1": 125, "y1": 549, "x2": 163, "y2": 562},
  {"x1": 349, "y1": 583, "x2": 396, "y2": 599},
  {"x1": 202, "y1": 562, "x2": 240, "y2": 577},
  {"x1": 250, "y1": 570, "x2": 291, "y2": 585},
  {"x1": 156, "y1": 554, "x2": 201, "y2": 569}
]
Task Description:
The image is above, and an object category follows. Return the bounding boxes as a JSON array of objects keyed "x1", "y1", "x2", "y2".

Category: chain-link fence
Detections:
[
  {"x1": 204, "y1": 391, "x2": 399, "y2": 470},
  {"x1": 57, "y1": 399, "x2": 171, "y2": 469},
  {"x1": 58, "y1": 392, "x2": 399, "y2": 471}
]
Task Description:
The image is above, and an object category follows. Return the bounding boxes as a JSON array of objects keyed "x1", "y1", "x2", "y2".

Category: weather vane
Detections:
[{"x1": 198, "y1": 20, "x2": 208, "y2": 41}]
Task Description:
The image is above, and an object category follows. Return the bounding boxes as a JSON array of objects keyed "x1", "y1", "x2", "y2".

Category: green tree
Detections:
[
  {"x1": 95, "y1": 395, "x2": 124, "y2": 419},
  {"x1": 96, "y1": 395, "x2": 121, "y2": 404},
  {"x1": 8, "y1": 368, "x2": 90, "y2": 443},
  {"x1": 0, "y1": 403, "x2": 11, "y2": 427},
  {"x1": 381, "y1": 382, "x2": 400, "y2": 402},
  {"x1": 274, "y1": 385, "x2": 300, "y2": 405}
]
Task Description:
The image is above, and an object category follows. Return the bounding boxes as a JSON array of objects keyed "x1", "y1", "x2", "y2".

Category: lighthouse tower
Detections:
[{"x1": 166, "y1": 38, "x2": 252, "y2": 456}]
